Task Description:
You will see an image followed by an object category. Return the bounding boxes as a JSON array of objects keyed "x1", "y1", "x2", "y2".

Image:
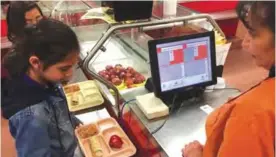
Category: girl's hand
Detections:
[{"x1": 182, "y1": 141, "x2": 203, "y2": 157}]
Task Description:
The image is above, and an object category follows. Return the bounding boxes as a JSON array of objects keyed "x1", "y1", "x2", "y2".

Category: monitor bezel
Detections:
[
  {"x1": 113, "y1": 1, "x2": 153, "y2": 22},
  {"x1": 148, "y1": 31, "x2": 217, "y2": 98}
]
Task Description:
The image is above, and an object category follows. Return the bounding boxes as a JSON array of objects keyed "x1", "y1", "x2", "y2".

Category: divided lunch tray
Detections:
[
  {"x1": 75, "y1": 118, "x2": 136, "y2": 157},
  {"x1": 64, "y1": 81, "x2": 104, "y2": 112}
]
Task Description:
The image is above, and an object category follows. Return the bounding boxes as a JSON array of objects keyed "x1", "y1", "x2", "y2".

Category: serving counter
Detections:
[
  {"x1": 121, "y1": 87, "x2": 240, "y2": 157},
  {"x1": 31, "y1": 1, "x2": 236, "y2": 156},
  {"x1": 72, "y1": 18, "x2": 234, "y2": 157}
]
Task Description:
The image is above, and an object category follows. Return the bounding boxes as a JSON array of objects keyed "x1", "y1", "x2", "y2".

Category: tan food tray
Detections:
[
  {"x1": 75, "y1": 118, "x2": 136, "y2": 157},
  {"x1": 64, "y1": 81, "x2": 104, "y2": 112}
]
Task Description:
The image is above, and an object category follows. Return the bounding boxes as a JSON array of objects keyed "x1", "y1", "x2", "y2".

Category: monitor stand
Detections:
[{"x1": 145, "y1": 77, "x2": 205, "y2": 109}]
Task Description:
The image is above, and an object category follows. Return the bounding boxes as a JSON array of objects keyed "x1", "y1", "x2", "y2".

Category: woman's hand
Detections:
[
  {"x1": 182, "y1": 141, "x2": 203, "y2": 157},
  {"x1": 75, "y1": 123, "x2": 83, "y2": 129}
]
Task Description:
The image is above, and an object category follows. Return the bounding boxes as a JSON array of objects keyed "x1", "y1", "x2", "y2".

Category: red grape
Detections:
[
  {"x1": 119, "y1": 72, "x2": 126, "y2": 79},
  {"x1": 105, "y1": 65, "x2": 113, "y2": 71},
  {"x1": 112, "y1": 78, "x2": 122, "y2": 86},
  {"x1": 125, "y1": 78, "x2": 134, "y2": 86},
  {"x1": 103, "y1": 74, "x2": 110, "y2": 81}
]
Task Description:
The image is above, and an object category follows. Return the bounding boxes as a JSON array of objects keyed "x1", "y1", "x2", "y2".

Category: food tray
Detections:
[
  {"x1": 64, "y1": 81, "x2": 104, "y2": 112},
  {"x1": 75, "y1": 118, "x2": 137, "y2": 157}
]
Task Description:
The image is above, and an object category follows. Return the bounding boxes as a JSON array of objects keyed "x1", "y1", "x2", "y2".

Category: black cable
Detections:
[
  {"x1": 146, "y1": 94, "x2": 178, "y2": 156},
  {"x1": 169, "y1": 93, "x2": 179, "y2": 112},
  {"x1": 128, "y1": 105, "x2": 133, "y2": 124},
  {"x1": 149, "y1": 86, "x2": 236, "y2": 135},
  {"x1": 120, "y1": 98, "x2": 154, "y2": 157},
  {"x1": 119, "y1": 99, "x2": 136, "y2": 119},
  {"x1": 173, "y1": 87, "x2": 239, "y2": 115},
  {"x1": 150, "y1": 119, "x2": 168, "y2": 135},
  {"x1": 150, "y1": 94, "x2": 178, "y2": 135}
]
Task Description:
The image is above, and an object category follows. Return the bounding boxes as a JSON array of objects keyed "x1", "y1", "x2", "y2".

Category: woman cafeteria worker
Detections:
[{"x1": 182, "y1": 1, "x2": 275, "y2": 157}]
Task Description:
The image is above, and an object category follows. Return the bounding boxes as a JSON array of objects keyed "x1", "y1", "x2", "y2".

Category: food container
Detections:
[
  {"x1": 75, "y1": 118, "x2": 137, "y2": 157},
  {"x1": 64, "y1": 80, "x2": 104, "y2": 112},
  {"x1": 96, "y1": 64, "x2": 146, "y2": 93}
]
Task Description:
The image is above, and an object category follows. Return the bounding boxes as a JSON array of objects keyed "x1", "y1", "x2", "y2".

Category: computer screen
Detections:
[
  {"x1": 156, "y1": 37, "x2": 212, "y2": 92},
  {"x1": 148, "y1": 31, "x2": 216, "y2": 96}
]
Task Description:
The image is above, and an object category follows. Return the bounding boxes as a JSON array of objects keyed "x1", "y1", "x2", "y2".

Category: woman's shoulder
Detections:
[
  {"x1": 234, "y1": 78, "x2": 275, "y2": 114},
  {"x1": 256, "y1": 78, "x2": 275, "y2": 94},
  {"x1": 206, "y1": 78, "x2": 275, "y2": 131}
]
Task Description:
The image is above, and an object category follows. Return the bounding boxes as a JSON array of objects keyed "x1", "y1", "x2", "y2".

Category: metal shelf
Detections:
[{"x1": 82, "y1": 14, "x2": 226, "y2": 115}]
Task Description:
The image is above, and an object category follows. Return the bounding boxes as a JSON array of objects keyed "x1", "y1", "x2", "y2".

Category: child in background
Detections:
[
  {"x1": 2, "y1": 1, "x2": 44, "y2": 91},
  {"x1": 2, "y1": 18, "x2": 83, "y2": 157},
  {"x1": 7, "y1": 1, "x2": 44, "y2": 43}
]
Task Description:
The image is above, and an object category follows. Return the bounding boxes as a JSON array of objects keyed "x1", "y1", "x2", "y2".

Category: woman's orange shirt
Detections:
[{"x1": 203, "y1": 78, "x2": 275, "y2": 157}]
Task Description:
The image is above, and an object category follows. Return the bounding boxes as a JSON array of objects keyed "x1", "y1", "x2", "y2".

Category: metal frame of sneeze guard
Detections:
[{"x1": 82, "y1": 14, "x2": 226, "y2": 117}]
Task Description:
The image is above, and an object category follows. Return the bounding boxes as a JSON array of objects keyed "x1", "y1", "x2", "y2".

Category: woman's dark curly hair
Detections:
[{"x1": 236, "y1": 1, "x2": 275, "y2": 34}]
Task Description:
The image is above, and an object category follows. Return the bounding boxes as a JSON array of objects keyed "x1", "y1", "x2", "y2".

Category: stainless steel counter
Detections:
[
  {"x1": 67, "y1": 4, "x2": 235, "y2": 156},
  {"x1": 121, "y1": 87, "x2": 240, "y2": 157}
]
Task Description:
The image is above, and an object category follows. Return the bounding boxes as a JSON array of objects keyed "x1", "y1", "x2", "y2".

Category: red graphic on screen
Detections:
[
  {"x1": 182, "y1": 44, "x2": 187, "y2": 49},
  {"x1": 157, "y1": 48, "x2": 161, "y2": 53},
  {"x1": 170, "y1": 49, "x2": 184, "y2": 65},
  {"x1": 195, "y1": 45, "x2": 207, "y2": 60}
]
